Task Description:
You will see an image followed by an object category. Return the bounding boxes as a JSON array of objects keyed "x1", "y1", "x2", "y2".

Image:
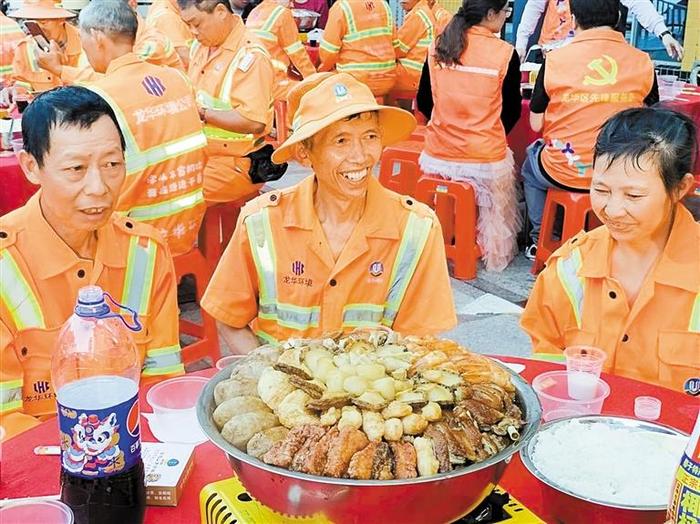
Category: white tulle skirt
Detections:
[{"x1": 418, "y1": 149, "x2": 521, "y2": 272}]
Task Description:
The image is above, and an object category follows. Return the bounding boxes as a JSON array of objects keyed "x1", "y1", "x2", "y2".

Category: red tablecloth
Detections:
[
  {"x1": 1, "y1": 359, "x2": 697, "y2": 523},
  {"x1": 665, "y1": 86, "x2": 700, "y2": 175},
  {"x1": 0, "y1": 153, "x2": 36, "y2": 217}
]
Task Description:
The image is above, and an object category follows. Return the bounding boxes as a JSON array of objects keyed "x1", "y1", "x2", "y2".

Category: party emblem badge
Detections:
[{"x1": 369, "y1": 261, "x2": 384, "y2": 277}]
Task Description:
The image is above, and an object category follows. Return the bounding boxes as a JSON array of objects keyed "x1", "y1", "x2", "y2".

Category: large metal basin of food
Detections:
[{"x1": 197, "y1": 360, "x2": 542, "y2": 524}]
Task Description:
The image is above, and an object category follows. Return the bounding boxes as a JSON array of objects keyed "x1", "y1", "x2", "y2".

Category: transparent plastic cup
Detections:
[
  {"x1": 145, "y1": 375, "x2": 209, "y2": 444},
  {"x1": 564, "y1": 346, "x2": 607, "y2": 400},
  {"x1": 0, "y1": 500, "x2": 74, "y2": 523},
  {"x1": 532, "y1": 371, "x2": 610, "y2": 422},
  {"x1": 215, "y1": 354, "x2": 245, "y2": 371},
  {"x1": 634, "y1": 396, "x2": 662, "y2": 421}
]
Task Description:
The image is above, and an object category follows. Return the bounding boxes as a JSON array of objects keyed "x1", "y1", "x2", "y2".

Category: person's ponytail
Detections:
[{"x1": 434, "y1": 0, "x2": 507, "y2": 66}]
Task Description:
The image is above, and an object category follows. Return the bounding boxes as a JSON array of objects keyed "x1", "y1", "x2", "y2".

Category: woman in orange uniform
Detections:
[
  {"x1": 417, "y1": 0, "x2": 521, "y2": 271},
  {"x1": 521, "y1": 108, "x2": 699, "y2": 392}
]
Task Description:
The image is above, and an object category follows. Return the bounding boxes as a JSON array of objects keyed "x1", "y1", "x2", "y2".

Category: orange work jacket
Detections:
[
  {"x1": 539, "y1": 0, "x2": 575, "y2": 46},
  {"x1": 246, "y1": 0, "x2": 316, "y2": 100},
  {"x1": 394, "y1": 0, "x2": 435, "y2": 91},
  {"x1": 424, "y1": 26, "x2": 513, "y2": 163},
  {"x1": 432, "y1": 2, "x2": 452, "y2": 35},
  {"x1": 319, "y1": 0, "x2": 397, "y2": 97},
  {"x1": 201, "y1": 175, "x2": 457, "y2": 344},
  {"x1": 521, "y1": 205, "x2": 700, "y2": 392},
  {"x1": 0, "y1": 14, "x2": 24, "y2": 85},
  {"x1": 11, "y1": 23, "x2": 87, "y2": 93},
  {"x1": 187, "y1": 19, "x2": 274, "y2": 203},
  {"x1": 86, "y1": 53, "x2": 207, "y2": 256},
  {"x1": 541, "y1": 28, "x2": 653, "y2": 190},
  {"x1": 0, "y1": 193, "x2": 182, "y2": 438},
  {"x1": 146, "y1": 0, "x2": 193, "y2": 49}
]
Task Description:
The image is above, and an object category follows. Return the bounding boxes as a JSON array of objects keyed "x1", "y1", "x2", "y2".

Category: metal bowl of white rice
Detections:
[{"x1": 520, "y1": 415, "x2": 689, "y2": 524}]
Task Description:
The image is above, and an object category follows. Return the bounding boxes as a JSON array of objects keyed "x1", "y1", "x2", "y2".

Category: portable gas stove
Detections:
[{"x1": 199, "y1": 477, "x2": 544, "y2": 524}]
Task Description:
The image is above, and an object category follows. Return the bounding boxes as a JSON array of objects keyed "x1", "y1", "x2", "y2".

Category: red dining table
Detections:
[{"x1": 1, "y1": 356, "x2": 696, "y2": 523}]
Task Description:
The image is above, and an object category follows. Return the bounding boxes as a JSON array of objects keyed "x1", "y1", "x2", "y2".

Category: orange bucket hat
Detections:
[
  {"x1": 8, "y1": 0, "x2": 76, "y2": 19},
  {"x1": 271, "y1": 72, "x2": 417, "y2": 164}
]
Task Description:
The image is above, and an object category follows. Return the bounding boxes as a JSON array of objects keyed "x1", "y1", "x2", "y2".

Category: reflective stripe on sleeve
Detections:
[
  {"x1": 0, "y1": 379, "x2": 23, "y2": 414},
  {"x1": 398, "y1": 57, "x2": 423, "y2": 71},
  {"x1": 342, "y1": 304, "x2": 384, "y2": 328},
  {"x1": 261, "y1": 5, "x2": 286, "y2": 31},
  {"x1": 689, "y1": 293, "x2": 700, "y2": 333},
  {"x1": 128, "y1": 188, "x2": 204, "y2": 221},
  {"x1": 320, "y1": 39, "x2": 341, "y2": 53},
  {"x1": 555, "y1": 248, "x2": 585, "y2": 330},
  {"x1": 121, "y1": 236, "x2": 158, "y2": 316},
  {"x1": 0, "y1": 250, "x2": 46, "y2": 330},
  {"x1": 337, "y1": 60, "x2": 396, "y2": 72},
  {"x1": 142, "y1": 345, "x2": 184, "y2": 377},
  {"x1": 284, "y1": 41, "x2": 305, "y2": 55}
]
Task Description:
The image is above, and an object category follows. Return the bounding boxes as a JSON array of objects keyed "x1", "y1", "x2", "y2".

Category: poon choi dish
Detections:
[{"x1": 212, "y1": 330, "x2": 524, "y2": 480}]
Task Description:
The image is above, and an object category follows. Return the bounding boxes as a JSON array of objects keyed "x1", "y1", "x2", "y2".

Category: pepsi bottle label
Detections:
[{"x1": 57, "y1": 392, "x2": 141, "y2": 479}]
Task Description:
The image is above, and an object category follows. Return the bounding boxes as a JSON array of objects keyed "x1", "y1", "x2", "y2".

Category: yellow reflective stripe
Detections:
[
  {"x1": 203, "y1": 124, "x2": 254, "y2": 141},
  {"x1": 142, "y1": 345, "x2": 184, "y2": 376},
  {"x1": 320, "y1": 39, "x2": 341, "y2": 53},
  {"x1": 0, "y1": 250, "x2": 46, "y2": 330},
  {"x1": 255, "y1": 329, "x2": 278, "y2": 345},
  {"x1": 395, "y1": 40, "x2": 410, "y2": 53},
  {"x1": 259, "y1": 302, "x2": 320, "y2": 330},
  {"x1": 137, "y1": 41, "x2": 157, "y2": 59},
  {"x1": 342, "y1": 303, "x2": 384, "y2": 328},
  {"x1": 533, "y1": 353, "x2": 566, "y2": 363},
  {"x1": 398, "y1": 57, "x2": 423, "y2": 71},
  {"x1": 343, "y1": 27, "x2": 393, "y2": 43},
  {"x1": 13, "y1": 81, "x2": 32, "y2": 91},
  {"x1": 339, "y1": 0, "x2": 357, "y2": 33},
  {"x1": 121, "y1": 236, "x2": 158, "y2": 316},
  {"x1": 416, "y1": 9, "x2": 434, "y2": 40},
  {"x1": 190, "y1": 39, "x2": 201, "y2": 61},
  {"x1": 284, "y1": 41, "x2": 304, "y2": 54},
  {"x1": 261, "y1": 5, "x2": 285, "y2": 31},
  {"x1": 0, "y1": 65, "x2": 12, "y2": 75},
  {"x1": 0, "y1": 26, "x2": 23, "y2": 36},
  {"x1": 270, "y1": 58, "x2": 288, "y2": 72},
  {"x1": 0, "y1": 379, "x2": 23, "y2": 414},
  {"x1": 25, "y1": 42, "x2": 40, "y2": 72},
  {"x1": 128, "y1": 188, "x2": 204, "y2": 221},
  {"x1": 556, "y1": 248, "x2": 584, "y2": 330},
  {"x1": 382, "y1": 212, "x2": 432, "y2": 326},
  {"x1": 337, "y1": 60, "x2": 395, "y2": 72},
  {"x1": 689, "y1": 293, "x2": 700, "y2": 333},
  {"x1": 252, "y1": 29, "x2": 277, "y2": 42},
  {"x1": 126, "y1": 131, "x2": 207, "y2": 175}
]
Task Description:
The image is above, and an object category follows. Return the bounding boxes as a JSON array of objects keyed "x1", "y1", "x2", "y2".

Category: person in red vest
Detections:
[
  {"x1": 416, "y1": 0, "x2": 522, "y2": 272},
  {"x1": 521, "y1": 0, "x2": 658, "y2": 260}
]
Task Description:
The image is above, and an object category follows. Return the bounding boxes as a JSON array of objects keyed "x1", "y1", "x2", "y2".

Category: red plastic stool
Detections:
[
  {"x1": 409, "y1": 125, "x2": 427, "y2": 141},
  {"x1": 532, "y1": 189, "x2": 602, "y2": 273},
  {"x1": 386, "y1": 89, "x2": 416, "y2": 111},
  {"x1": 378, "y1": 140, "x2": 425, "y2": 196},
  {"x1": 173, "y1": 247, "x2": 220, "y2": 366},
  {"x1": 414, "y1": 176, "x2": 479, "y2": 281}
]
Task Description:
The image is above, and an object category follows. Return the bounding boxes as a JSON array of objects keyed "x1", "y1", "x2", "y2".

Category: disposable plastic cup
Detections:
[
  {"x1": 145, "y1": 375, "x2": 209, "y2": 444},
  {"x1": 532, "y1": 371, "x2": 610, "y2": 422},
  {"x1": 0, "y1": 500, "x2": 74, "y2": 523},
  {"x1": 215, "y1": 354, "x2": 245, "y2": 371},
  {"x1": 10, "y1": 137, "x2": 22, "y2": 156},
  {"x1": 634, "y1": 396, "x2": 662, "y2": 421},
  {"x1": 564, "y1": 346, "x2": 606, "y2": 400}
]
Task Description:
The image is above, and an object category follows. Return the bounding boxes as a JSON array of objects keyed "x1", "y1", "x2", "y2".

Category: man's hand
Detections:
[
  {"x1": 36, "y1": 41, "x2": 64, "y2": 77},
  {"x1": 662, "y1": 33, "x2": 684, "y2": 61},
  {"x1": 0, "y1": 86, "x2": 15, "y2": 108}
]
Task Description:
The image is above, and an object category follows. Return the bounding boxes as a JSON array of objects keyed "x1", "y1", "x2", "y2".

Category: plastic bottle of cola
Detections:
[
  {"x1": 667, "y1": 411, "x2": 700, "y2": 523},
  {"x1": 51, "y1": 285, "x2": 146, "y2": 524}
]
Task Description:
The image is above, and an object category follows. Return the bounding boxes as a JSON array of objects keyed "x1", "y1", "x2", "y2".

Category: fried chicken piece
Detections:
[
  {"x1": 371, "y1": 442, "x2": 394, "y2": 480},
  {"x1": 423, "y1": 424, "x2": 452, "y2": 473},
  {"x1": 290, "y1": 425, "x2": 328, "y2": 472},
  {"x1": 454, "y1": 399, "x2": 504, "y2": 427},
  {"x1": 263, "y1": 424, "x2": 325, "y2": 468},
  {"x1": 347, "y1": 441, "x2": 377, "y2": 480},
  {"x1": 323, "y1": 427, "x2": 369, "y2": 478},
  {"x1": 297, "y1": 427, "x2": 338, "y2": 475},
  {"x1": 389, "y1": 441, "x2": 417, "y2": 479}
]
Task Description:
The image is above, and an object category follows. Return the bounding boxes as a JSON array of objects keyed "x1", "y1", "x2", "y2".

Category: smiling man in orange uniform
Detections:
[
  {"x1": 246, "y1": 0, "x2": 316, "y2": 100},
  {"x1": 147, "y1": 0, "x2": 194, "y2": 67},
  {"x1": 394, "y1": 0, "x2": 435, "y2": 93},
  {"x1": 318, "y1": 0, "x2": 397, "y2": 98},
  {"x1": 0, "y1": 87, "x2": 182, "y2": 439},
  {"x1": 178, "y1": 0, "x2": 275, "y2": 204},
  {"x1": 201, "y1": 73, "x2": 456, "y2": 352}
]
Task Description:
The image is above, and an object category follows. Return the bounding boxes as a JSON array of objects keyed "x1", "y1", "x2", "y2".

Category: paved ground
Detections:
[{"x1": 183, "y1": 162, "x2": 536, "y2": 370}]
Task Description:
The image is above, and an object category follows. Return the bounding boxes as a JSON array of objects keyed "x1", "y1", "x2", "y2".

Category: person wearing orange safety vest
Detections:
[
  {"x1": 429, "y1": 0, "x2": 452, "y2": 35},
  {"x1": 394, "y1": 0, "x2": 435, "y2": 93},
  {"x1": 246, "y1": 0, "x2": 316, "y2": 100},
  {"x1": 201, "y1": 72, "x2": 456, "y2": 352},
  {"x1": 521, "y1": 108, "x2": 699, "y2": 392},
  {"x1": 179, "y1": 0, "x2": 276, "y2": 204},
  {"x1": 77, "y1": 1, "x2": 207, "y2": 256},
  {"x1": 521, "y1": 0, "x2": 657, "y2": 258},
  {"x1": 4, "y1": 0, "x2": 88, "y2": 97},
  {"x1": 318, "y1": 0, "x2": 397, "y2": 97},
  {"x1": 146, "y1": 0, "x2": 194, "y2": 67},
  {"x1": 515, "y1": 0, "x2": 684, "y2": 61},
  {"x1": 0, "y1": 87, "x2": 182, "y2": 439},
  {"x1": 0, "y1": 13, "x2": 24, "y2": 86}
]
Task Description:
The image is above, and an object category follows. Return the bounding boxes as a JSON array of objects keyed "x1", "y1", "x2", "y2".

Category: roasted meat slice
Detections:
[
  {"x1": 298, "y1": 427, "x2": 339, "y2": 475},
  {"x1": 347, "y1": 441, "x2": 377, "y2": 480},
  {"x1": 323, "y1": 427, "x2": 369, "y2": 478},
  {"x1": 389, "y1": 441, "x2": 417, "y2": 479},
  {"x1": 290, "y1": 426, "x2": 329, "y2": 472},
  {"x1": 263, "y1": 424, "x2": 326, "y2": 468},
  {"x1": 371, "y1": 442, "x2": 394, "y2": 480},
  {"x1": 454, "y1": 399, "x2": 504, "y2": 427},
  {"x1": 442, "y1": 412, "x2": 486, "y2": 462},
  {"x1": 423, "y1": 424, "x2": 452, "y2": 473}
]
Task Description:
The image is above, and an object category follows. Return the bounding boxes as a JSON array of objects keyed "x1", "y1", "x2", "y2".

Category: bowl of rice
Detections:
[{"x1": 520, "y1": 415, "x2": 689, "y2": 524}]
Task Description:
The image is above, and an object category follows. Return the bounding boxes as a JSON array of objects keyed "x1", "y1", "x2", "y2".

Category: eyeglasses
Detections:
[{"x1": 502, "y1": 6, "x2": 513, "y2": 16}]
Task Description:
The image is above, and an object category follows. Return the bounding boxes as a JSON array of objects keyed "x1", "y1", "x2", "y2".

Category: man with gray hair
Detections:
[{"x1": 48, "y1": 0, "x2": 208, "y2": 256}]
